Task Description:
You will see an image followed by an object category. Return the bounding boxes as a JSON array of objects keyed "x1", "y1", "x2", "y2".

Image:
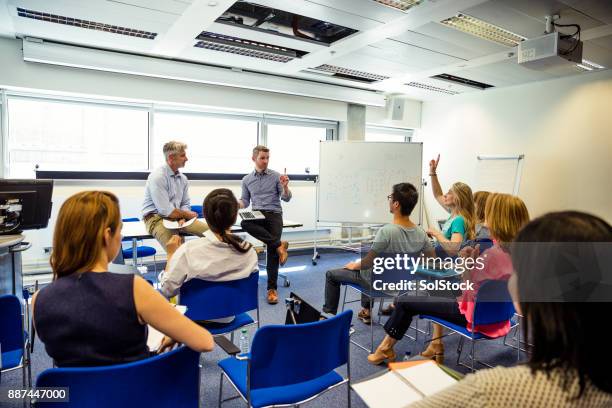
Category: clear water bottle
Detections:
[{"x1": 239, "y1": 329, "x2": 249, "y2": 354}]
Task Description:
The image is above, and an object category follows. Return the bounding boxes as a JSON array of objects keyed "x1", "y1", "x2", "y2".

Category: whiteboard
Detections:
[{"x1": 318, "y1": 141, "x2": 423, "y2": 224}]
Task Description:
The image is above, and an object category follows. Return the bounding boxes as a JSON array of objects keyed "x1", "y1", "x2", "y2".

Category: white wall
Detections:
[
  {"x1": 0, "y1": 36, "x2": 421, "y2": 268},
  {"x1": 414, "y1": 69, "x2": 612, "y2": 225}
]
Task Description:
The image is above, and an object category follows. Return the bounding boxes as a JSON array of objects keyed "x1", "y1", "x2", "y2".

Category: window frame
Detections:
[
  {"x1": 5, "y1": 92, "x2": 151, "y2": 178},
  {"x1": 262, "y1": 115, "x2": 337, "y2": 176},
  {"x1": 365, "y1": 125, "x2": 413, "y2": 142},
  {"x1": 1, "y1": 90, "x2": 334, "y2": 181}
]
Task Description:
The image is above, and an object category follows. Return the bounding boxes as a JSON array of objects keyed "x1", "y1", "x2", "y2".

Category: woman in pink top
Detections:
[{"x1": 368, "y1": 193, "x2": 529, "y2": 365}]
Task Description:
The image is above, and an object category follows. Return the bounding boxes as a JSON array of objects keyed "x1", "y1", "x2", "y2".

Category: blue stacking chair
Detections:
[
  {"x1": 340, "y1": 282, "x2": 395, "y2": 353},
  {"x1": 179, "y1": 271, "x2": 259, "y2": 342},
  {"x1": 0, "y1": 294, "x2": 31, "y2": 387},
  {"x1": 218, "y1": 310, "x2": 353, "y2": 408},
  {"x1": 191, "y1": 205, "x2": 203, "y2": 218},
  {"x1": 420, "y1": 279, "x2": 518, "y2": 372},
  {"x1": 34, "y1": 346, "x2": 200, "y2": 407},
  {"x1": 121, "y1": 217, "x2": 157, "y2": 274}
]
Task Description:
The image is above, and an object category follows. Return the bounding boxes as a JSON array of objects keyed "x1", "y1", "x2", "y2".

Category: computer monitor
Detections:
[{"x1": 0, "y1": 179, "x2": 53, "y2": 234}]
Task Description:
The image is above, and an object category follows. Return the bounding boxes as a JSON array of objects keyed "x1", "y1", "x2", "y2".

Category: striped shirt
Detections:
[{"x1": 240, "y1": 168, "x2": 291, "y2": 213}]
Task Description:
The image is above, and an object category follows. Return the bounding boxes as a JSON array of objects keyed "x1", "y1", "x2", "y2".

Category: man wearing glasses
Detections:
[{"x1": 321, "y1": 183, "x2": 434, "y2": 324}]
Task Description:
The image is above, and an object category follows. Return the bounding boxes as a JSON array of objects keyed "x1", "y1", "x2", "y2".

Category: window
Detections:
[
  {"x1": 2, "y1": 92, "x2": 339, "y2": 179},
  {"x1": 152, "y1": 111, "x2": 258, "y2": 174},
  {"x1": 265, "y1": 120, "x2": 334, "y2": 175},
  {"x1": 6, "y1": 97, "x2": 148, "y2": 178},
  {"x1": 365, "y1": 125, "x2": 413, "y2": 142}
]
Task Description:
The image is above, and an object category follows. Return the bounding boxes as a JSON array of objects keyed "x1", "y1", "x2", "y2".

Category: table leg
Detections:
[{"x1": 132, "y1": 238, "x2": 138, "y2": 266}]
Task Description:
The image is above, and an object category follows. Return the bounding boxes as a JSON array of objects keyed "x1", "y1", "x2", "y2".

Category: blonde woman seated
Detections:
[
  {"x1": 410, "y1": 211, "x2": 612, "y2": 407},
  {"x1": 160, "y1": 188, "x2": 258, "y2": 323},
  {"x1": 368, "y1": 193, "x2": 529, "y2": 365},
  {"x1": 473, "y1": 191, "x2": 492, "y2": 240},
  {"x1": 33, "y1": 191, "x2": 214, "y2": 367}
]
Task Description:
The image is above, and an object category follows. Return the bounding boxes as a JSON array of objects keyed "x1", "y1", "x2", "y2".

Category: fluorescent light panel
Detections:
[
  {"x1": 581, "y1": 59, "x2": 605, "y2": 69},
  {"x1": 441, "y1": 13, "x2": 525, "y2": 47},
  {"x1": 195, "y1": 32, "x2": 304, "y2": 63},
  {"x1": 406, "y1": 82, "x2": 459, "y2": 95},
  {"x1": 372, "y1": 0, "x2": 421, "y2": 11},
  {"x1": 313, "y1": 65, "x2": 389, "y2": 82},
  {"x1": 16, "y1": 7, "x2": 157, "y2": 39}
]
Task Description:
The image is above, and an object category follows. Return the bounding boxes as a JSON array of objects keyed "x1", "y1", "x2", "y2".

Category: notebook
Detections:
[
  {"x1": 238, "y1": 210, "x2": 265, "y2": 221},
  {"x1": 352, "y1": 360, "x2": 457, "y2": 408},
  {"x1": 147, "y1": 305, "x2": 187, "y2": 352}
]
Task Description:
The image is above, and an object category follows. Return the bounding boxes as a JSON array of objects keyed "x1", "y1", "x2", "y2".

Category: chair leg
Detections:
[
  {"x1": 347, "y1": 381, "x2": 352, "y2": 408},
  {"x1": 340, "y1": 285, "x2": 348, "y2": 313},
  {"x1": 456, "y1": 337, "x2": 465, "y2": 366},
  {"x1": 470, "y1": 340, "x2": 475, "y2": 373},
  {"x1": 218, "y1": 373, "x2": 224, "y2": 408},
  {"x1": 370, "y1": 307, "x2": 374, "y2": 353},
  {"x1": 516, "y1": 320, "x2": 521, "y2": 363},
  {"x1": 230, "y1": 331, "x2": 235, "y2": 343}
]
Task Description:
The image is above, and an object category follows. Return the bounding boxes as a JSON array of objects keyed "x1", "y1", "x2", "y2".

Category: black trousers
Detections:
[
  {"x1": 383, "y1": 294, "x2": 467, "y2": 340},
  {"x1": 240, "y1": 210, "x2": 283, "y2": 290},
  {"x1": 322, "y1": 268, "x2": 372, "y2": 314}
]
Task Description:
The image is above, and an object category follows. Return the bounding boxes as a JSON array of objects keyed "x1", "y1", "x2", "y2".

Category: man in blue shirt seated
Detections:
[
  {"x1": 142, "y1": 141, "x2": 208, "y2": 249},
  {"x1": 239, "y1": 145, "x2": 291, "y2": 304}
]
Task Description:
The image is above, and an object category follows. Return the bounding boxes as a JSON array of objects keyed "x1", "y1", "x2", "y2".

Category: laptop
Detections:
[{"x1": 238, "y1": 210, "x2": 266, "y2": 221}]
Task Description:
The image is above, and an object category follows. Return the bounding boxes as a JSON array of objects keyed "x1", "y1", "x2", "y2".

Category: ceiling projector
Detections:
[{"x1": 518, "y1": 31, "x2": 582, "y2": 72}]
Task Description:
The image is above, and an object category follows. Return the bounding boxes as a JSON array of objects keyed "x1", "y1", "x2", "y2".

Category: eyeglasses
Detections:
[{"x1": 387, "y1": 194, "x2": 394, "y2": 201}]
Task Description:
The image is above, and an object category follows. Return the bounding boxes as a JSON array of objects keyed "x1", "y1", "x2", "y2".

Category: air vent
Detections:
[
  {"x1": 372, "y1": 0, "x2": 421, "y2": 11},
  {"x1": 441, "y1": 13, "x2": 525, "y2": 47},
  {"x1": 310, "y1": 65, "x2": 389, "y2": 83},
  {"x1": 406, "y1": 82, "x2": 459, "y2": 95},
  {"x1": 217, "y1": 2, "x2": 357, "y2": 45},
  {"x1": 16, "y1": 8, "x2": 157, "y2": 39},
  {"x1": 432, "y1": 74, "x2": 493, "y2": 90},
  {"x1": 195, "y1": 31, "x2": 307, "y2": 62}
]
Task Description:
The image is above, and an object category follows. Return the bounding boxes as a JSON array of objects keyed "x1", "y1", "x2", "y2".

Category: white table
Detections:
[
  {"x1": 120, "y1": 218, "x2": 302, "y2": 270},
  {"x1": 120, "y1": 218, "x2": 303, "y2": 287}
]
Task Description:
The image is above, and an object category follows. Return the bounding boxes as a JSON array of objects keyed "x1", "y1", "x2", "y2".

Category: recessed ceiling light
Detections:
[
  {"x1": 440, "y1": 13, "x2": 526, "y2": 47},
  {"x1": 372, "y1": 0, "x2": 421, "y2": 11}
]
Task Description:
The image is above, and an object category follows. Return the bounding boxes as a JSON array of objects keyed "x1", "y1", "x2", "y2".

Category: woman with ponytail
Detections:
[{"x1": 160, "y1": 188, "x2": 258, "y2": 323}]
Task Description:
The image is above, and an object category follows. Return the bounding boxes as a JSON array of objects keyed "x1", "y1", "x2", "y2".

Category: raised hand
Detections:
[
  {"x1": 429, "y1": 154, "x2": 440, "y2": 175},
  {"x1": 280, "y1": 168, "x2": 289, "y2": 187}
]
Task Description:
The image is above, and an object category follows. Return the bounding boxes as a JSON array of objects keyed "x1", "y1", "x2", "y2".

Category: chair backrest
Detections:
[
  {"x1": 35, "y1": 346, "x2": 200, "y2": 408},
  {"x1": 179, "y1": 271, "x2": 258, "y2": 321},
  {"x1": 473, "y1": 279, "x2": 515, "y2": 326},
  {"x1": 190, "y1": 205, "x2": 203, "y2": 218},
  {"x1": 121, "y1": 218, "x2": 140, "y2": 243},
  {"x1": 0, "y1": 294, "x2": 24, "y2": 354},
  {"x1": 475, "y1": 238, "x2": 494, "y2": 253},
  {"x1": 249, "y1": 310, "x2": 352, "y2": 390}
]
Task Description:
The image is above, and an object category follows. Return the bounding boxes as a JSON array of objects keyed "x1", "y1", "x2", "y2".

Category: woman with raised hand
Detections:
[
  {"x1": 426, "y1": 154, "x2": 476, "y2": 256},
  {"x1": 368, "y1": 193, "x2": 529, "y2": 365},
  {"x1": 33, "y1": 191, "x2": 214, "y2": 367}
]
